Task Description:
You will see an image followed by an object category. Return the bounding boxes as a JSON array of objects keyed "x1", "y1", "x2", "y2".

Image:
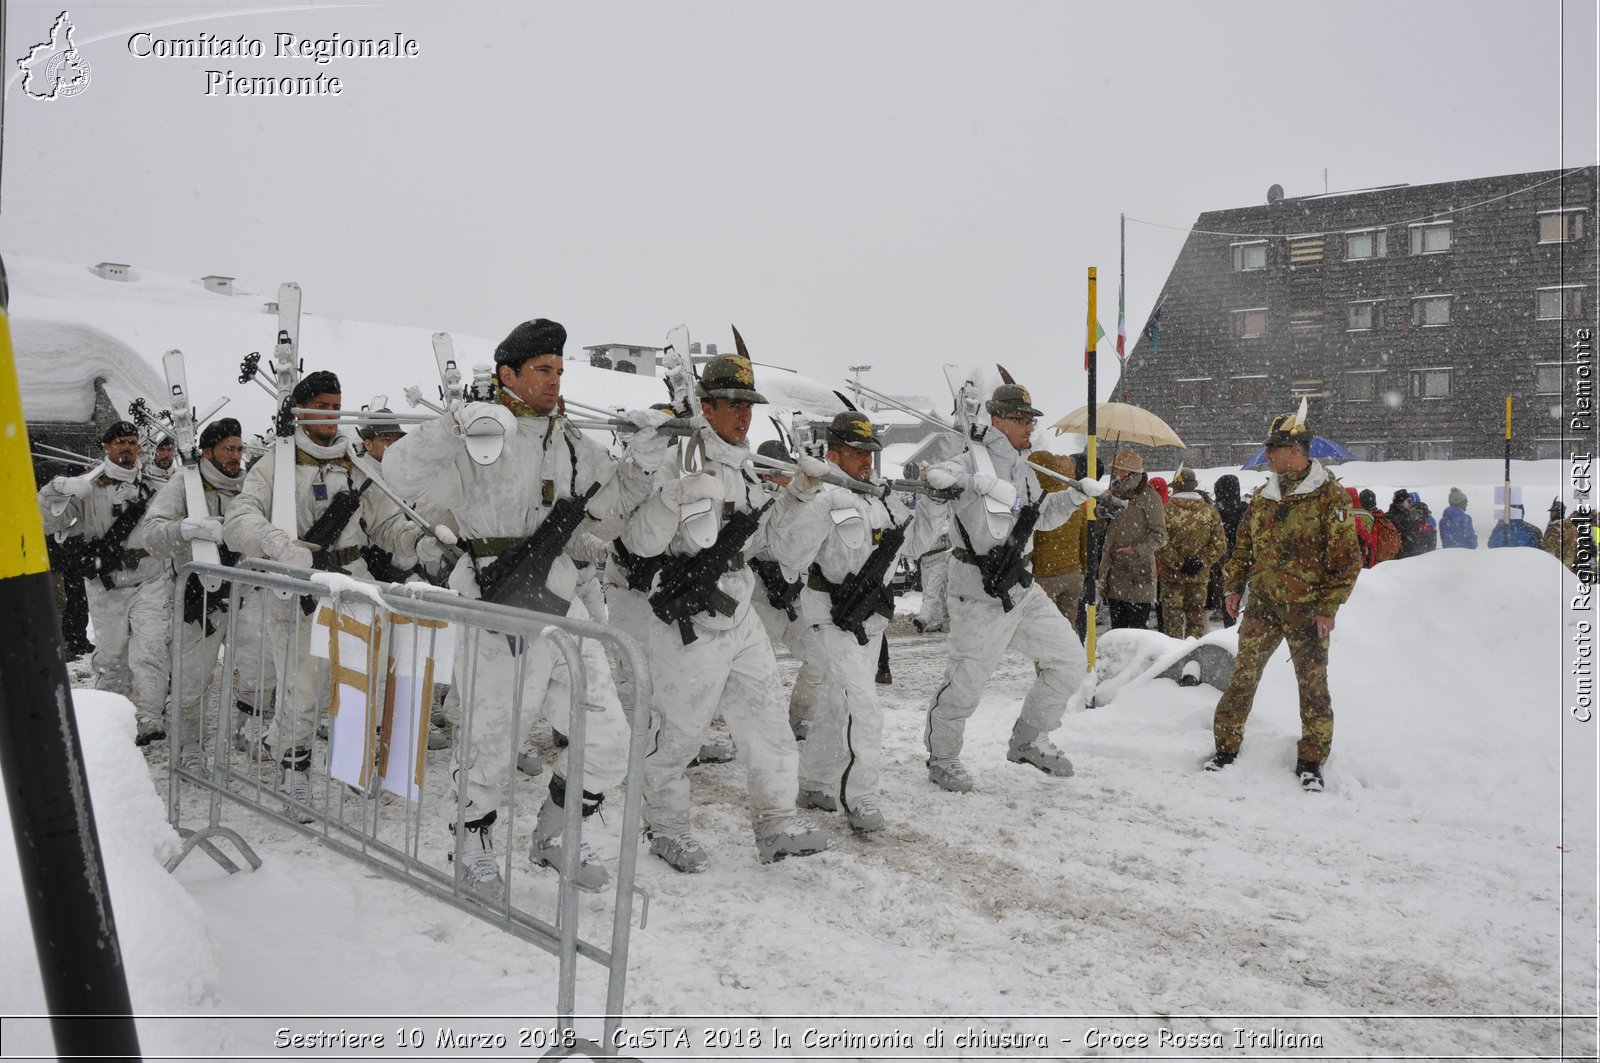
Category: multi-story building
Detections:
[{"x1": 1113, "y1": 167, "x2": 1597, "y2": 465}]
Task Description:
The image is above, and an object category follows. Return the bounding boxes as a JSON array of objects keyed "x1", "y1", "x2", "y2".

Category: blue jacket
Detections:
[
  {"x1": 1439, "y1": 504, "x2": 1477, "y2": 549},
  {"x1": 1487, "y1": 519, "x2": 1543, "y2": 549}
]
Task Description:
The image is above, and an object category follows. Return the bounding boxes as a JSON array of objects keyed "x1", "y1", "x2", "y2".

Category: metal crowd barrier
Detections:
[{"x1": 164, "y1": 559, "x2": 652, "y2": 1053}]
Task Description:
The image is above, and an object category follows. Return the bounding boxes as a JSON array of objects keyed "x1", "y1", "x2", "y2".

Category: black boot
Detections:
[
  {"x1": 1294, "y1": 759, "x2": 1324, "y2": 792},
  {"x1": 1202, "y1": 750, "x2": 1236, "y2": 772}
]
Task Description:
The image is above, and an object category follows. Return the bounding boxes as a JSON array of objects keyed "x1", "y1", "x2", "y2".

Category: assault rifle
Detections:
[
  {"x1": 472, "y1": 481, "x2": 602, "y2": 618},
  {"x1": 955, "y1": 494, "x2": 1043, "y2": 612},
  {"x1": 183, "y1": 545, "x2": 241, "y2": 635},
  {"x1": 68, "y1": 493, "x2": 153, "y2": 590},
  {"x1": 750, "y1": 555, "x2": 802, "y2": 621},
  {"x1": 822, "y1": 516, "x2": 910, "y2": 645},
  {"x1": 297, "y1": 479, "x2": 373, "y2": 614},
  {"x1": 612, "y1": 537, "x2": 665, "y2": 594},
  {"x1": 650, "y1": 498, "x2": 773, "y2": 645}
]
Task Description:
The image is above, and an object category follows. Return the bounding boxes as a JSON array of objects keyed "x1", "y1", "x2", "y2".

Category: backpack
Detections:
[
  {"x1": 1351, "y1": 509, "x2": 1378, "y2": 568},
  {"x1": 1370, "y1": 511, "x2": 1403, "y2": 564}
]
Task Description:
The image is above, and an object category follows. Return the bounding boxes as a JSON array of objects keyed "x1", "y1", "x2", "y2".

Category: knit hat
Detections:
[
  {"x1": 291, "y1": 370, "x2": 341, "y2": 407},
  {"x1": 198, "y1": 417, "x2": 242, "y2": 451},
  {"x1": 1392, "y1": 489, "x2": 1411, "y2": 507},
  {"x1": 825, "y1": 411, "x2": 882, "y2": 452},
  {"x1": 1358, "y1": 488, "x2": 1377, "y2": 509},
  {"x1": 986, "y1": 383, "x2": 1043, "y2": 419},
  {"x1": 494, "y1": 318, "x2": 566, "y2": 367},
  {"x1": 100, "y1": 420, "x2": 139, "y2": 443},
  {"x1": 1448, "y1": 487, "x2": 1467, "y2": 507}
]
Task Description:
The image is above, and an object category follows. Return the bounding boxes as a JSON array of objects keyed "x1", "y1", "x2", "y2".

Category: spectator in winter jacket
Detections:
[
  {"x1": 1487, "y1": 504, "x2": 1545, "y2": 549},
  {"x1": 1543, "y1": 500, "x2": 1583, "y2": 573},
  {"x1": 1389, "y1": 490, "x2": 1438, "y2": 558},
  {"x1": 1028, "y1": 452, "x2": 1089, "y2": 625},
  {"x1": 1157, "y1": 469, "x2": 1225, "y2": 639},
  {"x1": 1208, "y1": 474, "x2": 1248, "y2": 627},
  {"x1": 1358, "y1": 489, "x2": 1403, "y2": 565},
  {"x1": 1149, "y1": 475, "x2": 1170, "y2": 504},
  {"x1": 1099, "y1": 449, "x2": 1167, "y2": 629},
  {"x1": 1439, "y1": 487, "x2": 1477, "y2": 549}
]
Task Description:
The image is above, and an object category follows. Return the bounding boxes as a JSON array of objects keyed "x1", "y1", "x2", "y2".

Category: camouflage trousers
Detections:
[
  {"x1": 1212, "y1": 597, "x2": 1333, "y2": 764},
  {"x1": 1159, "y1": 579, "x2": 1209, "y2": 640}
]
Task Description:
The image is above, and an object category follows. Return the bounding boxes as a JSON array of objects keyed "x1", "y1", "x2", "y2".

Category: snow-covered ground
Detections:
[
  {"x1": 2, "y1": 539, "x2": 1593, "y2": 1060},
  {"x1": 3, "y1": 254, "x2": 1595, "y2": 1058}
]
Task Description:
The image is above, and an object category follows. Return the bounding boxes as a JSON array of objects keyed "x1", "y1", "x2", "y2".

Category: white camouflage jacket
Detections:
[
  {"x1": 379, "y1": 405, "x2": 652, "y2": 603},
  {"x1": 620, "y1": 427, "x2": 819, "y2": 633},
  {"x1": 223, "y1": 430, "x2": 419, "y2": 581},
  {"x1": 928, "y1": 427, "x2": 1092, "y2": 602},
  {"x1": 38, "y1": 462, "x2": 167, "y2": 588}
]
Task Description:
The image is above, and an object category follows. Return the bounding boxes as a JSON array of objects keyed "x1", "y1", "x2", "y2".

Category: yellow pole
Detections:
[
  {"x1": 0, "y1": 262, "x2": 144, "y2": 1057},
  {"x1": 1502, "y1": 396, "x2": 1512, "y2": 533},
  {"x1": 1084, "y1": 267, "x2": 1099, "y2": 677}
]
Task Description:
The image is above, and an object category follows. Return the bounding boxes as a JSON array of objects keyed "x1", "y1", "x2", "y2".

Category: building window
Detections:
[
  {"x1": 1286, "y1": 236, "x2": 1325, "y2": 267},
  {"x1": 1230, "y1": 375, "x2": 1268, "y2": 405},
  {"x1": 1412, "y1": 295, "x2": 1452, "y2": 327},
  {"x1": 1344, "y1": 441, "x2": 1382, "y2": 461},
  {"x1": 1290, "y1": 380, "x2": 1326, "y2": 399},
  {"x1": 1535, "y1": 364, "x2": 1565, "y2": 395},
  {"x1": 1410, "y1": 368, "x2": 1452, "y2": 399},
  {"x1": 1345, "y1": 229, "x2": 1388, "y2": 260},
  {"x1": 1231, "y1": 242, "x2": 1267, "y2": 271},
  {"x1": 1232, "y1": 308, "x2": 1267, "y2": 339},
  {"x1": 1536, "y1": 286, "x2": 1585, "y2": 321},
  {"x1": 1175, "y1": 378, "x2": 1209, "y2": 408},
  {"x1": 1535, "y1": 438, "x2": 1572, "y2": 460},
  {"x1": 1409, "y1": 222, "x2": 1454, "y2": 254},
  {"x1": 1344, "y1": 371, "x2": 1382, "y2": 401},
  {"x1": 1411, "y1": 440, "x2": 1452, "y2": 460},
  {"x1": 1538, "y1": 210, "x2": 1586, "y2": 244},
  {"x1": 1347, "y1": 301, "x2": 1381, "y2": 331}
]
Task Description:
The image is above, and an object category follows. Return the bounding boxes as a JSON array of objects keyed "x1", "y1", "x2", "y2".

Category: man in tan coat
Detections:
[
  {"x1": 1099, "y1": 449, "x2": 1167, "y2": 630},
  {"x1": 1029, "y1": 452, "x2": 1089, "y2": 627}
]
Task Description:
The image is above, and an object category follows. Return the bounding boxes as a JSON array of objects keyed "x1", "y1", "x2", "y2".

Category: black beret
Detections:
[
  {"x1": 494, "y1": 319, "x2": 567, "y2": 367},
  {"x1": 199, "y1": 417, "x2": 243, "y2": 451},
  {"x1": 291, "y1": 370, "x2": 341, "y2": 407},
  {"x1": 100, "y1": 420, "x2": 139, "y2": 443}
]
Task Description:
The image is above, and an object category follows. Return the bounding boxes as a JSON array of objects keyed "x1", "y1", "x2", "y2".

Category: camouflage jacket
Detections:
[
  {"x1": 1543, "y1": 519, "x2": 1580, "y2": 572},
  {"x1": 1157, "y1": 493, "x2": 1226, "y2": 585},
  {"x1": 1222, "y1": 461, "x2": 1362, "y2": 616}
]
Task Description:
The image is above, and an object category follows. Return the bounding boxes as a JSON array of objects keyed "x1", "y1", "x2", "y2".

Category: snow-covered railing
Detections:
[{"x1": 164, "y1": 560, "x2": 651, "y2": 1053}]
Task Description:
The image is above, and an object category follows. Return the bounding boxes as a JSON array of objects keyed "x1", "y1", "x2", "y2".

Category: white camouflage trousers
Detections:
[
  {"x1": 924, "y1": 581, "x2": 1087, "y2": 763},
  {"x1": 751, "y1": 597, "x2": 821, "y2": 733},
  {"x1": 797, "y1": 622, "x2": 884, "y2": 810},
  {"x1": 917, "y1": 549, "x2": 951, "y2": 629},
  {"x1": 605, "y1": 583, "x2": 654, "y2": 724},
  {"x1": 453, "y1": 597, "x2": 629, "y2": 821},
  {"x1": 89, "y1": 576, "x2": 173, "y2": 729},
  {"x1": 642, "y1": 607, "x2": 801, "y2": 837}
]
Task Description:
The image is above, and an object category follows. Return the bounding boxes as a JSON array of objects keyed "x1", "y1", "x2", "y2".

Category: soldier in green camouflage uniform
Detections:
[
  {"x1": 1204, "y1": 403, "x2": 1362, "y2": 791},
  {"x1": 1157, "y1": 468, "x2": 1226, "y2": 639}
]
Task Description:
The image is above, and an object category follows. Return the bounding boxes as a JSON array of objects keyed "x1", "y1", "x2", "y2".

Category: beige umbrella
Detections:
[{"x1": 1050, "y1": 402, "x2": 1186, "y2": 448}]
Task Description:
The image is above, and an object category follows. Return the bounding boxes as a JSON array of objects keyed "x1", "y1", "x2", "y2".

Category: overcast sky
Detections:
[{"x1": 3, "y1": 0, "x2": 1595, "y2": 420}]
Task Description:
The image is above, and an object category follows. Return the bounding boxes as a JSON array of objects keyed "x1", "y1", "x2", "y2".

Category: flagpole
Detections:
[
  {"x1": 1084, "y1": 267, "x2": 1101, "y2": 693},
  {"x1": 1118, "y1": 214, "x2": 1128, "y2": 401}
]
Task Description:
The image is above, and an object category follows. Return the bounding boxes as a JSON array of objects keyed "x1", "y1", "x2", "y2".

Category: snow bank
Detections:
[
  {"x1": 0, "y1": 691, "x2": 223, "y2": 1057},
  {"x1": 11, "y1": 319, "x2": 165, "y2": 423}
]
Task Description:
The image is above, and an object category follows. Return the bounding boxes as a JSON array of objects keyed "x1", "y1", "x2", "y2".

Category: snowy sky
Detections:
[{"x1": 3, "y1": 0, "x2": 1595, "y2": 419}]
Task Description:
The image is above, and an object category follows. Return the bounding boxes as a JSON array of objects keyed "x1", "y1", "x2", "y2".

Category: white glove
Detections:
[
  {"x1": 179, "y1": 516, "x2": 224, "y2": 543},
  {"x1": 415, "y1": 535, "x2": 447, "y2": 570},
  {"x1": 972, "y1": 474, "x2": 1017, "y2": 508},
  {"x1": 621, "y1": 408, "x2": 674, "y2": 470},
  {"x1": 1077, "y1": 477, "x2": 1109, "y2": 499},
  {"x1": 54, "y1": 475, "x2": 94, "y2": 500},
  {"x1": 793, "y1": 454, "x2": 831, "y2": 493},
  {"x1": 260, "y1": 527, "x2": 315, "y2": 568},
  {"x1": 660, "y1": 473, "x2": 725, "y2": 508},
  {"x1": 925, "y1": 466, "x2": 959, "y2": 491}
]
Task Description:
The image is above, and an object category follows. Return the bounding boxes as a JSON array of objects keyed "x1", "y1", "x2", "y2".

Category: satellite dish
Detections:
[{"x1": 1267, "y1": 183, "x2": 1285, "y2": 204}]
